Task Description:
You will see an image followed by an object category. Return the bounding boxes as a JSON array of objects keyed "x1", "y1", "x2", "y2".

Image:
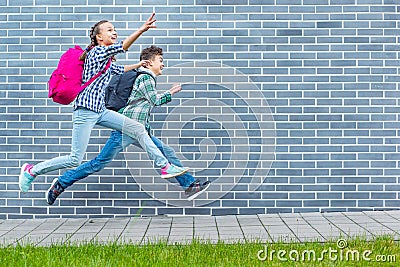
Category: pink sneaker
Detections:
[
  {"x1": 161, "y1": 163, "x2": 189, "y2": 179},
  {"x1": 19, "y1": 163, "x2": 36, "y2": 192}
]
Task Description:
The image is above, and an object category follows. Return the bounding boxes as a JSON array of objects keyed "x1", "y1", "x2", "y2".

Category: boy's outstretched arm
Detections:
[{"x1": 169, "y1": 84, "x2": 182, "y2": 95}]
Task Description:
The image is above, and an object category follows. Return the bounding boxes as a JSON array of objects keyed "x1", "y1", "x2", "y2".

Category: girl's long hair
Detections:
[{"x1": 79, "y1": 20, "x2": 109, "y2": 61}]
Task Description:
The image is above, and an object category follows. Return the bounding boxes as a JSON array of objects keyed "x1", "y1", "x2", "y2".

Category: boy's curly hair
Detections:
[{"x1": 140, "y1": 45, "x2": 163, "y2": 61}]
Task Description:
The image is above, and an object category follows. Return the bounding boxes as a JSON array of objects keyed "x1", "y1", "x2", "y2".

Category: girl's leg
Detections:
[
  {"x1": 58, "y1": 131, "x2": 125, "y2": 188},
  {"x1": 19, "y1": 108, "x2": 98, "y2": 192},
  {"x1": 98, "y1": 109, "x2": 169, "y2": 167},
  {"x1": 150, "y1": 135, "x2": 196, "y2": 190},
  {"x1": 47, "y1": 131, "x2": 136, "y2": 205},
  {"x1": 32, "y1": 108, "x2": 98, "y2": 175},
  {"x1": 150, "y1": 136, "x2": 210, "y2": 200},
  {"x1": 98, "y1": 110, "x2": 189, "y2": 179}
]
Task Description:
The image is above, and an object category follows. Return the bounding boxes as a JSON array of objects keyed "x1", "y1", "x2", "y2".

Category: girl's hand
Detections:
[
  {"x1": 123, "y1": 13, "x2": 156, "y2": 51},
  {"x1": 139, "y1": 60, "x2": 150, "y2": 68},
  {"x1": 140, "y1": 12, "x2": 157, "y2": 33},
  {"x1": 131, "y1": 60, "x2": 150, "y2": 69}
]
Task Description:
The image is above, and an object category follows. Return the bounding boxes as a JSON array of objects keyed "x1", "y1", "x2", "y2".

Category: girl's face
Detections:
[{"x1": 96, "y1": 22, "x2": 118, "y2": 46}]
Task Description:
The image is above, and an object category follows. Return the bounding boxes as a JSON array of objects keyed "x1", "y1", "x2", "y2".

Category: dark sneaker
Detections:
[
  {"x1": 46, "y1": 178, "x2": 65, "y2": 205},
  {"x1": 185, "y1": 180, "x2": 211, "y2": 201}
]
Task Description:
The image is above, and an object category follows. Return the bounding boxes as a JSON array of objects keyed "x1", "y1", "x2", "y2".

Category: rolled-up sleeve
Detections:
[{"x1": 94, "y1": 41, "x2": 125, "y2": 62}]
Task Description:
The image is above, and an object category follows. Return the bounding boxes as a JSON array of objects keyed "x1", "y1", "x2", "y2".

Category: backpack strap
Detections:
[
  {"x1": 124, "y1": 71, "x2": 157, "y2": 108},
  {"x1": 136, "y1": 71, "x2": 156, "y2": 86},
  {"x1": 81, "y1": 58, "x2": 112, "y2": 89}
]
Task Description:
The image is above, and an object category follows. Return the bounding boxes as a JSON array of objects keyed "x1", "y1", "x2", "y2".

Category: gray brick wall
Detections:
[{"x1": 1, "y1": 0, "x2": 400, "y2": 218}]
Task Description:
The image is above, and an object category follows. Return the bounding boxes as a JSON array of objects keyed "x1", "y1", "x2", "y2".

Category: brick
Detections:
[
  {"x1": 196, "y1": 0, "x2": 221, "y2": 4},
  {"x1": 317, "y1": 22, "x2": 342, "y2": 28}
]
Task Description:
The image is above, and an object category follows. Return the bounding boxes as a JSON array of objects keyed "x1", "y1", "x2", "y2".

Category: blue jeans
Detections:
[
  {"x1": 58, "y1": 131, "x2": 195, "y2": 190},
  {"x1": 31, "y1": 108, "x2": 168, "y2": 175}
]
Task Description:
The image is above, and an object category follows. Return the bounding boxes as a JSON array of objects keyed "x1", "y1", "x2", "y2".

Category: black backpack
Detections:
[{"x1": 105, "y1": 69, "x2": 155, "y2": 111}]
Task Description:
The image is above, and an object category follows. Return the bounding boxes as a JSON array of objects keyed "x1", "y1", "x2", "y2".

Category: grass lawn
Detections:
[{"x1": 0, "y1": 236, "x2": 399, "y2": 266}]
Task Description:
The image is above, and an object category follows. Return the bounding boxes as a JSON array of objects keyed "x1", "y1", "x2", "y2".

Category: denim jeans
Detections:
[
  {"x1": 58, "y1": 131, "x2": 195, "y2": 190},
  {"x1": 150, "y1": 135, "x2": 195, "y2": 189},
  {"x1": 31, "y1": 108, "x2": 168, "y2": 176}
]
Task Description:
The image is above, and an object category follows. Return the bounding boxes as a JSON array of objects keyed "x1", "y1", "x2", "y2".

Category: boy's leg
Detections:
[
  {"x1": 58, "y1": 131, "x2": 125, "y2": 188},
  {"x1": 150, "y1": 135, "x2": 210, "y2": 200},
  {"x1": 47, "y1": 131, "x2": 133, "y2": 205},
  {"x1": 97, "y1": 109, "x2": 189, "y2": 178},
  {"x1": 98, "y1": 109, "x2": 167, "y2": 167},
  {"x1": 150, "y1": 135, "x2": 195, "y2": 189},
  {"x1": 19, "y1": 108, "x2": 98, "y2": 192}
]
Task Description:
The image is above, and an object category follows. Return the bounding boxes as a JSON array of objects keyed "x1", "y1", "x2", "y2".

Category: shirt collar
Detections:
[{"x1": 138, "y1": 67, "x2": 156, "y2": 80}]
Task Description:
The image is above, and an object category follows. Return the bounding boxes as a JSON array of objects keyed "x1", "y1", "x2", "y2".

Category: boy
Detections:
[{"x1": 47, "y1": 45, "x2": 210, "y2": 205}]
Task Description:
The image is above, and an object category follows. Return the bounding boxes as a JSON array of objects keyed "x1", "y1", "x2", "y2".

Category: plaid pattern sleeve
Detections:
[
  {"x1": 74, "y1": 42, "x2": 125, "y2": 112},
  {"x1": 120, "y1": 74, "x2": 172, "y2": 126}
]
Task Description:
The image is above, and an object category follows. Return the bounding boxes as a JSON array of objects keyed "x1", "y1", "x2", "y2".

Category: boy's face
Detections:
[
  {"x1": 96, "y1": 22, "x2": 118, "y2": 46},
  {"x1": 148, "y1": 55, "x2": 164, "y2": 76}
]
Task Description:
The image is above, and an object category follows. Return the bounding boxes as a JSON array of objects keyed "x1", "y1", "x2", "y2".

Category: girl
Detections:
[{"x1": 19, "y1": 13, "x2": 188, "y2": 192}]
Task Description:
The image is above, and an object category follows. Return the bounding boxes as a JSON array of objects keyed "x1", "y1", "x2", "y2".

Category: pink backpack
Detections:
[{"x1": 48, "y1": 45, "x2": 111, "y2": 105}]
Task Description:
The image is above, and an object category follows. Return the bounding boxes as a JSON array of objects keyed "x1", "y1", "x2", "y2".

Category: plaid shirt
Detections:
[
  {"x1": 75, "y1": 42, "x2": 125, "y2": 112},
  {"x1": 119, "y1": 68, "x2": 171, "y2": 129}
]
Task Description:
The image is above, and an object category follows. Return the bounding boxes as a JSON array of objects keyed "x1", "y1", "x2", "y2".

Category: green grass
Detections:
[{"x1": 0, "y1": 236, "x2": 399, "y2": 267}]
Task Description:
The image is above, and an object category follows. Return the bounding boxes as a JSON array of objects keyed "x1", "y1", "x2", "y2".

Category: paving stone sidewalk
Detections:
[{"x1": 1, "y1": 210, "x2": 400, "y2": 247}]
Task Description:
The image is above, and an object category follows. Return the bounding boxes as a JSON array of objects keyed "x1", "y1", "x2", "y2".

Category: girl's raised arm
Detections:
[{"x1": 123, "y1": 13, "x2": 157, "y2": 51}]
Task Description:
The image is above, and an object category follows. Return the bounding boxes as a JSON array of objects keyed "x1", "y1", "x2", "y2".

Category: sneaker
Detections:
[
  {"x1": 185, "y1": 180, "x2": 211, "y2": 201},
  {"x1": 46, "y1": 178, "x2": 65, "y2": 205},
  {"x1": 19, "y1": 163, "x2": 36, "y2": 192},
  {"x1": 161, "y1": 163, "x2": 189, "y2": 179}
]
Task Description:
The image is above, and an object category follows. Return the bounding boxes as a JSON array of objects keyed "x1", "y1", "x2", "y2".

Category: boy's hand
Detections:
[
  {"x1": 169, "y1": 84, "x2": 182, "y2": 95},
  {"x1": 140, "y1": 12, "x2": 157, "y2": 33}
]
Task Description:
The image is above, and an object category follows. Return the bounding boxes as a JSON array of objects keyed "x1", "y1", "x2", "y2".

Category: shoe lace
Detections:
[{"x1": 52, "y1": 183, "x2": 64, "y2": 196}]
